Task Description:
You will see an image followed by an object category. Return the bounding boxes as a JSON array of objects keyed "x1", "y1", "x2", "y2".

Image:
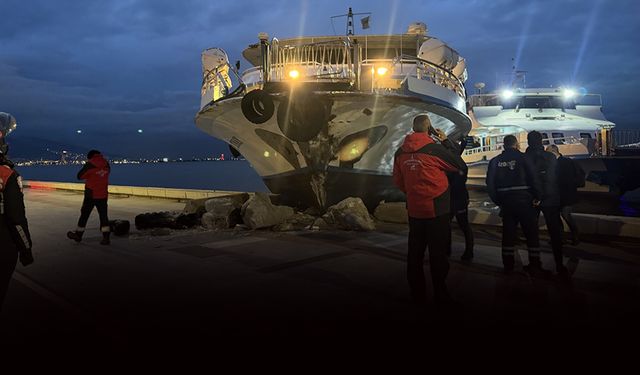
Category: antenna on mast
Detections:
[{"x1": 331, "y1": 8, "x2": 372, "y2": 36}]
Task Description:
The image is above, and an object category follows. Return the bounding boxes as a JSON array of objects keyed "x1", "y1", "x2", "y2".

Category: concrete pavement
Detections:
[{"x1": 2, "y1": 189, "x2": 639, "y2": 349}]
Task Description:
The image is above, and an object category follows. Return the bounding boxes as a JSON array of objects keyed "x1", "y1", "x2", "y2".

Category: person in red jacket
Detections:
[
  {"x1": 67, "y1": 150, "x2": 111, "y2": 245},
  {"x1": 393, "y1": 115, "x2": 467, "y2": 307}
]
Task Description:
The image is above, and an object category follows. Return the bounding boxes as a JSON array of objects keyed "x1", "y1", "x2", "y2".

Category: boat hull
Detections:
[{"x1": 196, "y1": 89, "x2": 470, "y2": 208}]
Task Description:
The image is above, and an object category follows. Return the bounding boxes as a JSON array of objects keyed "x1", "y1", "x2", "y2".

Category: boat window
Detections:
[
  {"x1": 541, "y1": 132, "x2": 550, "y2": 146},
  {"x1": 500, "y1": 96, "x2": 576, "y2": 110},
  {"x1": 552, "y1": 132, "x2": 565, "y2": 145},
  {"x1": 580, "y1": 132, "x2": 592, "y2": 139}
]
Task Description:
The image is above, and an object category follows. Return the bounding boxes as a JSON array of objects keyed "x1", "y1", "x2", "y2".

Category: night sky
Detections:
[{"x1": 1, "y1": 0, "x2": 638, "y2": 159}]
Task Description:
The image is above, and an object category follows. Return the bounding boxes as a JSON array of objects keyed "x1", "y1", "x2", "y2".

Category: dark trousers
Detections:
[
  {"x1": 77, "y1": 196, "x2": 109, "y2": 229},
  {"x1": 540, "y1": 206, "x2": 564, "y2": 269},
  {"x1": 501, "y1": 199, "x2": 540, "y2": 267},
  {"x1": 561, "y1": 205, "x2": 579, "y2": 241},
  {"x1": 446, "y1": 208, "x2": 474, "y2": 255},
  {"x1": 0, "y1": 241, "x2": 18, "y2": 311},
  {"x1": 408, "y1": 215, "x2": 450, "y2": 303}
]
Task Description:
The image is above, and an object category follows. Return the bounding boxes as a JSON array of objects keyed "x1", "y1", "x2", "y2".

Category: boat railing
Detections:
[
  {"x1": 396, "y1": 54, "x2": 466, "y2": 99},
  {"x1": 468, "y1": 93, "x2": 604, "y2": 108},
  {"x1": 269, "y1": 39, "x2": 355, "y2": 83}
]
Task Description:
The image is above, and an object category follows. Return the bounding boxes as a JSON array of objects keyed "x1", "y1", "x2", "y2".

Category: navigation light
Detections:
[{"x1": 563, "y1": 89, "x2": 576, "y2": 99}]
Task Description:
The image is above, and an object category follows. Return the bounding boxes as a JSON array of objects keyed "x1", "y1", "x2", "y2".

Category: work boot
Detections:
[
  {"x1": 502, "y1": 254, "x2": 515, "y2": 274},
  {"x1": 556, "y1": 265, "x2": 571, "y2": 282},
  {"x1": 524, "y1": 258, "x2": 549, "y2": 278},
  {"x1": 460, "y1": 250, "x2": 474, "y2": 262},
  {"x1": 100, "y1": 232, "x2": 111, "y2": 245},
  {"x1": 67, "y1": 230, "x2": 84, "y2": 243}
]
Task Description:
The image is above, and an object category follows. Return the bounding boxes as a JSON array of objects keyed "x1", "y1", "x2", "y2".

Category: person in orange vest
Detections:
[
  {"x1": 0, "y1": 113, "x2": 33, "y2": 310},
  {"x1": 67, "y1": 150, "x2": 111, "y2": 245},
  {"x1": 393, "y1": 115, "x2": 467, "y2": 307}
]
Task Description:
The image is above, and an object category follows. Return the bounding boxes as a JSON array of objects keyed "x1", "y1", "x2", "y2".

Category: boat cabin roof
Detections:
[{"x1": 242, "y1": 34, "x2": 432, "y2": 66}]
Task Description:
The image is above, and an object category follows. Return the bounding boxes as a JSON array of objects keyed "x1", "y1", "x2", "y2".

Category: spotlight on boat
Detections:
[
  {"x1": 563, "y1": 88, "x2": 576, "y2": 99},
  {"x1": 288, "y1": 69, "x2": 300, "y2": 79},
  {"x1": 501, "y1": 89, "x2": 514, "y2": 99},
  {"x1": 376, "y1": 67, "x2": 388, "y2": 76}
]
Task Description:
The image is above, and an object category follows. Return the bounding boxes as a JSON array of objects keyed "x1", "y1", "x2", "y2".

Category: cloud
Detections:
[{"x1": 1, "y1": 0, "x2": 638, "y2": 158}]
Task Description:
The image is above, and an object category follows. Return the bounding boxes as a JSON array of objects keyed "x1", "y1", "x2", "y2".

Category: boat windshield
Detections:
[{"x1": 501, "y1": 96, "x2": 576, "y2": 110}]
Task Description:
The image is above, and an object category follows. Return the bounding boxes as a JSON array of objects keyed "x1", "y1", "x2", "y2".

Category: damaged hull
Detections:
[{"x1": 196, "y1": 89, "x2": 470, "y2": 208}]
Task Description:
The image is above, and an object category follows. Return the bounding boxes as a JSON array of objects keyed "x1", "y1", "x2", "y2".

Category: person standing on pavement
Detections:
[
  {"x1": 0, "y1": 113, "x2": 34, "y2": 310},
  {"x1": 486, "y1": 135, "x2": 542, "y2": 274},
  {"x1": 525, "y1": 131, "x2": 569, "y2": 278},
  {"x1": 546, "y1": 144, "x2": 583, "y2": 245},
  {"x1": 446, "y1": 138, "x2": 474, "y2": 261},
  {"x1": 67, "y1": 150, "x2": 111, "y2": 245},
  {"x1": 393, "y1": 115, "x2": 467, "y2": 307}
]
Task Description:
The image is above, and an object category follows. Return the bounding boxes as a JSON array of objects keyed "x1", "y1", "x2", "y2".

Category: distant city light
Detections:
[
  {"x1": 501, "y1": 89, "x2": 514, "y2": 99},
  {"x1": 162, "y1": 157, "x2": 169, "y2": 162}
]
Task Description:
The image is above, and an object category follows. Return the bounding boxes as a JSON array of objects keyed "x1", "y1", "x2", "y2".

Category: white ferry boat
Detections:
[{"x1": 195, "y1": 11, "x2": 470, "y2": 208}]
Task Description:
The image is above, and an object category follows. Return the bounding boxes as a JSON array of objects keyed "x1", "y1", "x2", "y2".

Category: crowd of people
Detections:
[{"x1": 393, "y1": 115, "x2": 584, "y2": 308}]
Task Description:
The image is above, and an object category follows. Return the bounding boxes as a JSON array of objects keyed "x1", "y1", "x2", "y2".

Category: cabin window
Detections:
[
  {"x1": 552, "y1": 132, "x2": 565, "y2": 145},
  {"x1": 580, "y1": 132, "x2": 592, "y2": 139},
  {"x1": 541, "y1": 132, "x2": 550, "y2": 145}
]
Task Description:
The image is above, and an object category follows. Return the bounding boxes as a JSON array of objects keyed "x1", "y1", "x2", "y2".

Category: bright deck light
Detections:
[
  {"x1": 288, "y1": 69, "x2": 300, "y2": 79},
  {"x1": 563, "y1": 89, "x2": 576, "y2": 99},
  {"x1": 376, "y1": 67, "x2": 388, "y2": 76},
  {"x1": 501, "y1": 89, "x2": 514, "y2": 99},
  {"x1": 263, "y1": 151, "x2": 270, "y2": 157}
]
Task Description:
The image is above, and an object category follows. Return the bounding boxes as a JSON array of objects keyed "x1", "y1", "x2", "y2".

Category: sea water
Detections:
[{"x1": 17, "y1": 160, "x2": 269, "y2": 192}]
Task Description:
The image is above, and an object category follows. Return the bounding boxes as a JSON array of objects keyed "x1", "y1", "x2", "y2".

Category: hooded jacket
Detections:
[
  {"x1": 525, "y1": 145, "x2": 561, "y2": 207},
  {"x1": 77, "y1": 153, "x2": 110, "y2": 199},
  {"x1": 393, "y1": 132, "x2": 467, "y2": 219}
]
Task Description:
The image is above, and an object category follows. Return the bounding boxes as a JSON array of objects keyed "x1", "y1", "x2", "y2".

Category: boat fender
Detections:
[
  {"x1": 277, "y1": 91, "x2": 328, "y2": 142},
  {"x1": 241, "y1": 89, "x2": 275, "y2": 124}
]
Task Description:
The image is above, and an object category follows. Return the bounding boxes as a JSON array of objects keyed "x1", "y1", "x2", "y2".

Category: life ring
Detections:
[
  {"x1": 276, "y1": 91, "x2": 328, "y2": 142},
  {"x1": 241, "y1": 89, "x2": 274, "y2": 124}
]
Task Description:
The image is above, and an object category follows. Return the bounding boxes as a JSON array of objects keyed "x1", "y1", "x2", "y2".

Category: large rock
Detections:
[
  {"x1": 272, "y1": 213, "x2": 317, "y2": 232},
  {"x1": 323, "y1": 197, "x2": 375, "y2": 231},
  {"x1": 182, "y1": 198, "x2": 209, "y2": 217},
  {"x1": 373, "y1": 201, "x2": 408, "y2": 224},
  {"x1": 202, "y1": 194, "x2": 250, "y2": 229},
  {"x1": 241, "y1": 192, "x2": 295, "y2": 229}
]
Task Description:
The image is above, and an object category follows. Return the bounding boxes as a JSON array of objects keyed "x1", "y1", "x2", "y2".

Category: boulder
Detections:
[
  {"x1": 201, "y1": 194, "x2": 250, "y2": 229},
  {"x1": 324, "y1": 197, "x2": 375, "y2": 231},
  {"x1": 373, "y1": 201, "x2": 408, "y2": 224},
  {"x1": 241, "y1": 192, "x2": 295, "y2": 229},
  {"x1": 272, "y1": 213, "x2": 317, "y2": 232},
  {"x1": 182, "y1": 198, "x2": 209, "y2": 217}
]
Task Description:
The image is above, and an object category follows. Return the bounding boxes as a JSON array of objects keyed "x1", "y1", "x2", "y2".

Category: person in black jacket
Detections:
[
  {"x1": 446, "y1": 139, "x2": 474, "y2": 261},
  {"x1": 547, "y1": 145, "x2": 582, "y2": 245},
  {"x1": 525, "y1": 131, "x2": 569, "y2": 279},
  {"x1": 0, "y1": 113, "x2": 34, "y2": 310},
  {"x1": 487, "y1": 135, "x2": 542, "y2": 274}
]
